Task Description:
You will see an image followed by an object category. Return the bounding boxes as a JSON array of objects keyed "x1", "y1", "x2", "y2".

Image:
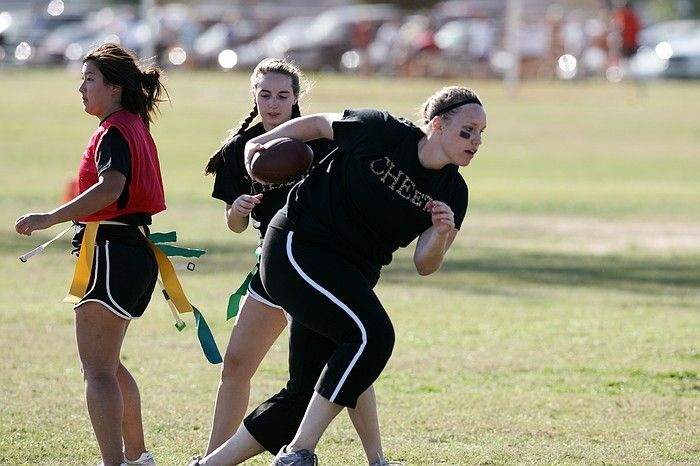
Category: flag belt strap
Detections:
[{"x1": 64, "y1": 221, "x2": 222, "y2": 364}]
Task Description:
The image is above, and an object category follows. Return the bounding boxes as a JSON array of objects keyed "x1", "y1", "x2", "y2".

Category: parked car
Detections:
[
  {"x1": 233, "y1": 4, "x2": 400, "y2": 72},
  {"x1": 433, "y1": 18, "x2": 499, "y2": 76},
  {"x1": 193, "y1": 18, "x2": 260, "y2": 67},
  {"x1": 284, "y1": 4, "x2": 401, "y2": 71},
  {"x1": 661, "y1": 25, "x2": 700, "y2": 79},
  {"x1": 1, "y1": 6, "x2": 86, "y2": 64},
  {"x1": 233, "y1": 15, "x2": 312, "y2": 69},
  {"x1": 630, "y1": 19, "x2": 700, "y2": 79},
  {"x1": 37, "y1": 7, "x2": 140, "y2": 64}
]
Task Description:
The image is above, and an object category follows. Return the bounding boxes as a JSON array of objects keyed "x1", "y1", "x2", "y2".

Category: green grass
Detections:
[{"x1": 0, "y1": 69, "x2": 698, "y2": 465}]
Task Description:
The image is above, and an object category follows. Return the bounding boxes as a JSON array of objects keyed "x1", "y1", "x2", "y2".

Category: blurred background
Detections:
[{"x1": 1, "y1": 0, "x2": 699, "y2": 81}]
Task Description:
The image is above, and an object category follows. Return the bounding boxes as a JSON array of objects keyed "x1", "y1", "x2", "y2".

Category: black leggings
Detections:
[{"x1": 243, "y1": 226, "x2": 395, "y2": 453}]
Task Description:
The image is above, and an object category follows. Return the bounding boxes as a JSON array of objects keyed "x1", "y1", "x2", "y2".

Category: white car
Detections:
[
  {"x1": 630, "y1": 20, "x2": 700, "y2": 79},
  {"x1": 663, "y1": 26, "x2": 700, "y2": 78}
]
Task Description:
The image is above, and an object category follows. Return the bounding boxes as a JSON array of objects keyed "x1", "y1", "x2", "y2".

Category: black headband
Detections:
[{"x1": 434, "y1": 96, "x2": 482, "y2": 117}]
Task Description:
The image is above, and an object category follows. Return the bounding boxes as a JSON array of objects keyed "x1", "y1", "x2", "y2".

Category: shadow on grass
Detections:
[{"x1": 382, "y1": 247, "x2": 700, "y2": 297}]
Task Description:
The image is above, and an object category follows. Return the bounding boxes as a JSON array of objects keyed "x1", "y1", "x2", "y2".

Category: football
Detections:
[{"x1": 250, "y1": 137, "x2": 314, "y2": 184}]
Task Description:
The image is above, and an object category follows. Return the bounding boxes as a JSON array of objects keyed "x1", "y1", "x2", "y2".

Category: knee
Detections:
[
  {"x1": 220, "y1": 351, "x2": 256, "y2": 382},
  {"x1": 365, "y1": 321, "x2": 395, "y2": 361},
  {"x1": 81, "y1": 366, "x2": 117, "y2": 385}
]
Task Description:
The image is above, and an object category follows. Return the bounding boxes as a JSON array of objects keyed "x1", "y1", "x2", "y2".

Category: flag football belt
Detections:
[
  {"x1": 226, "y1": 245, "x2": 262, "y2": 320},
  {"x1": 64, "y1": 221, "x2": 222, "y2": 364}
]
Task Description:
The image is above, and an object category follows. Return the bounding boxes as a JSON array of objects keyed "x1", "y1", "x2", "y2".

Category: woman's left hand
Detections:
[
  {"x1": 426, "y1": 200, "x2": 454, "y2": 235},
  {"x1": 15, "y1": 213, "x2": 54, "y2": 236}
]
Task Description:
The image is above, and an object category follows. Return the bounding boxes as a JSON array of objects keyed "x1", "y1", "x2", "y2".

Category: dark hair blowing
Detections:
[
  {"x1": 83, "y1": 43, "x2": 168, "y2": 128},
  {"x1": 421, "y1": 86, "x2": 482, "y2": 125},
  {"x1": 204, "y1": 58, "x2": 308, "y2": 175}
]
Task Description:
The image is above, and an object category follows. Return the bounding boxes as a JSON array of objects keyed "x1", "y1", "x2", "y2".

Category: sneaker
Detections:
[
  {"x1": 186, "y1": 456, "x2": 202, "y2": 466},
  {"x1": 124, "y1": 451, "x2": 156, "y2": 466},
  {"x1": 270, "y1": 445, "x2": 318, "y2": 466},
  {"x1": 371, "y1": 460, "x2": 405, "y2": 466}
]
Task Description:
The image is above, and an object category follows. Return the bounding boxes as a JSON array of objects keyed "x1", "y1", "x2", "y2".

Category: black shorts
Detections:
[
  {"x1": 247, "y1": 268, "x2": 283, "y2": 310},
  {"x1": 75, "y1": 226, "x2": 158, "y2": 319}
]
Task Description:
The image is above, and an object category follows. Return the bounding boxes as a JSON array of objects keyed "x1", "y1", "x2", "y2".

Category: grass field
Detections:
[{"x1": 0, "y1": 69, "x2": 698, "y2": 465}]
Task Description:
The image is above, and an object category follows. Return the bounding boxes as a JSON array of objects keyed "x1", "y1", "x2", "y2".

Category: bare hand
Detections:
[
  {"x1": 425, "y1": 200, "x2": 454, "y2": 235},
  {"x1": 232, "y1": 194, "x2": 263, "y2": 217},
  {"x1": 15, "y1": 213, "x2": 54, "y2": 236}
]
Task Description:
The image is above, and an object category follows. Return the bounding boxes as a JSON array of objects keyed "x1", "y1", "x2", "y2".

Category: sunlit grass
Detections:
[{"x1": 0, "y1": 69, "x2": 698, "y2": 465}]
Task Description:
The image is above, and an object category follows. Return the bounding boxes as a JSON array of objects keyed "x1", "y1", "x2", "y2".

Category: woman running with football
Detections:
[
  {"x1": 198, "y1": 58, "x2": 391, "y2": 465},
  {"x1": 238, "y1": 85, "x2": 486, "y2": 465},
  {"x1": 15, "y1": 43, "x2": 168, "y2": 466}
]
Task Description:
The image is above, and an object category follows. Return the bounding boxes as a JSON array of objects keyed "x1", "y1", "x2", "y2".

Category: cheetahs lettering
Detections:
[{"x1": 369, "y1": 156, "x2": 433, "y2": 209}]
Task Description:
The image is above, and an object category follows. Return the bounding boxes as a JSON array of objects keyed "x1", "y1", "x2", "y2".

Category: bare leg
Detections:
[
  {"x1": 347, "y1": 385, "x2": 383, "y2": 464},
  {"x1": 75, "y1": 302, "x2": 130, "y2": 466},
  {"x1": 287, "y1": 392, "x2": 343, "y2": 453},
  {"x1": 200, "y1": 425, "x2": 265, "y2": 466},
  {"x1": 205, "y1": 296, "x2": 287, "y2": 454},
  {"x1": 118, "y1": 362, "x2": 147, "y2": 461}
]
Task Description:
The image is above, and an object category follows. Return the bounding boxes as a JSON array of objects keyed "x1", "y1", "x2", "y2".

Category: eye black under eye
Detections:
[{"x1": 459, "y1": 129, "x2": 472, "y2": 139}]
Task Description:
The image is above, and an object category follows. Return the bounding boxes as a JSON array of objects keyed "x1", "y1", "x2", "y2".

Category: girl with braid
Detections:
[
  {"x1": 197, "y1": 58, "x2": 393, "y2": 465},
  {"x1": 15, "y1": 43, "x2": 167, "y2": 466}
]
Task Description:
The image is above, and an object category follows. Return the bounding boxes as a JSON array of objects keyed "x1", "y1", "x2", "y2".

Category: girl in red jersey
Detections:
[{"x1": 15, "y1": 43, "x2": 168, "y2": 466}]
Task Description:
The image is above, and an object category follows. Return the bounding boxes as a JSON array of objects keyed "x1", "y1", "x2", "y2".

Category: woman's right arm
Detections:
[
  {"x1": 244, "y1": 113, "x2": 342, "y2": 179},
  {"x1": 15, "y1": 169, "x2": 125, "y2": 236}
]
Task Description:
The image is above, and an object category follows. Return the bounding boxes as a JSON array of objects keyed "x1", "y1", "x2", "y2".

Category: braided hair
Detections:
[
  {"x1": 204, "y1": 58, "x2": 307, "y2": 175},
  {"x1": 83, "y1": 43, "x2": 169, "y2": 128}
]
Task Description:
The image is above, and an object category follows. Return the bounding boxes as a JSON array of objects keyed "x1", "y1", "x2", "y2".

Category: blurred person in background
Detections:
[
  {"x1": 561, "y1": 9, "x2": 587, "y2": 62},
  {"x1": 613, "y1": 0, "x2": 641, "y2": 59},
  {"x1": 404, "y1": 15, "x2": 440, "y2": 77},
  {"x1": 391, "y1": 13, "x2": 436, "y2": 77},
  {"x1": 351, "y1": 19, "x2": 374, "y2": 74},
  {"x1": 14, "y1": 43, "x2": 168, "y2": 466},
  {"x1": 368, "y1": 17, "x2": 401, "y2": 75},
  {"x1": 196, "y1": 57, "x2": 393, "y2": 466}
]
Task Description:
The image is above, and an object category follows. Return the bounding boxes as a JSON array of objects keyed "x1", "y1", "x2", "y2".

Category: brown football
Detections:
[{"x1": 250, "y1": 137, "x2": 314, "y2": 184}]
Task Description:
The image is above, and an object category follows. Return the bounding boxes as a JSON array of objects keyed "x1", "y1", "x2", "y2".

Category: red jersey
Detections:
[{"x1": 78, "y1": 109, "x2": 166, "y2": 222}]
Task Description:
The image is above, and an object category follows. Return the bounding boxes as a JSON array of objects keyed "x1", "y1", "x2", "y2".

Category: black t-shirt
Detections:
[
  {"x1": 211, "y1": 121, "x2": 336, "y2": 238},
  {"x1": 279, "y1": 108, "x2": 468, "y2": 269},
  {"x1": 98, "y1": 127, "x2": 131, "y2": 209}
]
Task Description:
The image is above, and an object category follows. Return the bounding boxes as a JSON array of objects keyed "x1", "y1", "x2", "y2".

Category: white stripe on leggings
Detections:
[{"x1": 285, "y1": 231, "x2": 367, "y2": 403}]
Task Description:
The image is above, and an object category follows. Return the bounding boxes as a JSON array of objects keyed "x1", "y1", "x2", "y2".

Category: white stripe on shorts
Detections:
[
  {"x1": 103, "y1": 241, "x2": 132, "y2": 318},
  {"x1": 246, "y1": 286, "x2": 284, "y2": 310},
  {"x1": 74, "y1": 241, "x2": 133, "y2": 319},
  {"x1": 83, "y1": 243, "x2": 101, "y2": 297},
  {"x1": 285, "y1": 231, "x2": 367, "y2": 403}
]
